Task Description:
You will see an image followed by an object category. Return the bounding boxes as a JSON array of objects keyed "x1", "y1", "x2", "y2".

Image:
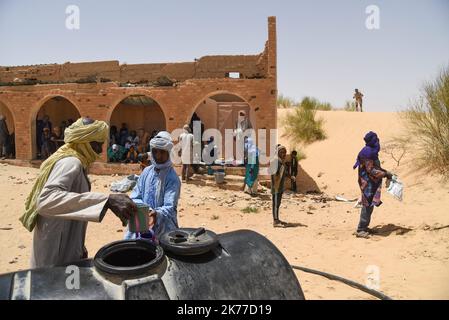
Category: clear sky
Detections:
[{"x1": 1, "y1": 0, "x2": 448, "y2": 111}]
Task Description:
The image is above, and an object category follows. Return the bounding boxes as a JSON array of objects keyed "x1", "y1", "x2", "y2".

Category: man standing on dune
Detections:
[
  {"x1": 20, "y1": 117, "x2": 137, "y2": 268},
  {"x1": 353, "y1": 89, "x2": 364, "y2": 112}
]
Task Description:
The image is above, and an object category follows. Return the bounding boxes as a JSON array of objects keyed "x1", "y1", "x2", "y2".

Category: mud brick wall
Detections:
[{"x1": 0, "y1": 17, "x2": 277, "y2": 174}]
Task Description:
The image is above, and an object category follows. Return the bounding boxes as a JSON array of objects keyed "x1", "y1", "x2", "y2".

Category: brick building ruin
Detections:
[{"x1": 0, "y1": 17, "x2": 277, "y2": 173}]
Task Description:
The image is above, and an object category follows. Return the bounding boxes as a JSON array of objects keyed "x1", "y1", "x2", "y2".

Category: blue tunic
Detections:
[{"x1": 124, "y1": 164, "x2": 181, "y2": 240}]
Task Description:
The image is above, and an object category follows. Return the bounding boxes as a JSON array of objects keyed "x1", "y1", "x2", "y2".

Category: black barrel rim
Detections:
[{"x1": 94, "y1": 240, "x2": 165, "y2": 276}]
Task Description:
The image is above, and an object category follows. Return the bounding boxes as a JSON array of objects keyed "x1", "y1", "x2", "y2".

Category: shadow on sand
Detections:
[
  {"x1": 278, "y1": 222, "x2": 308, "y2": 228},
  {"x1": 260, "y1": 166, "x2": 321, "y2": 194},
  {"x1": 185, "y1": 178, "x2": 207, "y2": 187},
  {"x1": 370, "y1": 224, "x2": 413, "y2": 237},
  {"x1": 296, "y1": 166, "x2": 321, "y2": 194}
]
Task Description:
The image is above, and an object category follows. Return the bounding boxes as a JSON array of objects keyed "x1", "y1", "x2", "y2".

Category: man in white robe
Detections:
[
  {"x1": 179, "y1": 124, "x2": 194, "y2": 182},
  {"x1": 21, "y1": 117, "x2": 137, "y2": 268}
]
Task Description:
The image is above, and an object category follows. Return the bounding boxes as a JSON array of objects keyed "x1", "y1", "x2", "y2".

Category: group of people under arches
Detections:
[
  {"x1": 36, "y1": 115, "x2": 75, "y2": 160},
  {"x1": 0, "y1": 114, "x2": 14, "y2": 159}
]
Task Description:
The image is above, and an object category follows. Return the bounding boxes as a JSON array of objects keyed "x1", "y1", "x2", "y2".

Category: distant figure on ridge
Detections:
[{"x1": 353, "y1": 89, "x2": 364, "y2": 112}]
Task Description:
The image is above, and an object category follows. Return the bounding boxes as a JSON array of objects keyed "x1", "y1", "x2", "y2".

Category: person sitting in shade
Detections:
[
  {"x1": 124, "y1": 145, "x2": 138, "y2": 163},
  {"x1": 108, "y1": 144, "x2": 126, "y2": 162},
  {"x1": 124, "y1": 136, "x2": 134, "y2": 150},
  {"x1": 137, "y1": 128, "x2": 150, "y2": 153},
  {"x1": 136, "y1": 145, "x2": 144, "y2": 154},
  {"x1": 130, "y1": 130, "x2": 139, "y2": 147},
  {"x1": 124, "y1": 131, "x2": 181, "y2": 240},
  {"x1": 137, "y1": 152, "x2": 151, "y2": 172},
  {"x1": 119, "y1": 123, "x2": 129, "y2": 146},
  {"x1": 51, "y1": 126, "x2": 64, "y2": 151}
]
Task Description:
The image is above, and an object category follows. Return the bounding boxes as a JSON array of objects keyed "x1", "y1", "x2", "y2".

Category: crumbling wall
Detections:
[
  {"x1": 120, "y1": 62, "x2": 196, "y2": 83},
  {"x1": 0, "y1": 64, "x2": 61, "y2": 83},
  {"x1": 0, "y1": 61, "x2": 120, "y2": 84},
  {"x1": 0, "y1": 15, "x2": 276, "y2": 86},
  {"x1": 1, "y1": 53, "x2": 268, "y2": 85},
  {"x1": 194, "y1": 55, "x2": 265, "y2": 79},
  {"x1": 60, "y1": 61, "x2": 120, "y2": 83},
  {"x1": 256, "y1": 41, "x2": 269, "y2": 77}
]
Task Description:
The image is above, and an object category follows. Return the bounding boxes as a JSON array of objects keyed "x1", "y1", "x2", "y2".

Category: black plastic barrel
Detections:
[{"x1": 0, "y1": 229, "x2": 304, "y2": 300}]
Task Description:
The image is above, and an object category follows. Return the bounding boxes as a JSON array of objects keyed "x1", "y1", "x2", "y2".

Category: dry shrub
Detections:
[
  {"x1": 401, "y1": 66, "x2": 449, "y2": 178},
  {"x1": 283, "y1": 104, "x2": 326, "y2": 145}
]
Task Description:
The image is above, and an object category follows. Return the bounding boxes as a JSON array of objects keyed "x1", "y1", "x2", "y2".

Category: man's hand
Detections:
[
  {"x1": 149, "y1": 210, "x2": 157, "y2": 228},
  {"x1": 385, "y1": 171, "x2": 394, "y2": 180},
  {"x1": 106, "y1": 194, "x2": 137, "y2": 226}
]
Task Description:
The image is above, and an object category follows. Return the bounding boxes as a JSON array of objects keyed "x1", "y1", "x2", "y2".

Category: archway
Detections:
[
  {"x1": 0, "y1": 101, "x2": 15, "y2": 159},
  {"x1": 190, "y1": 92, "x2": 255, "y2": 163},
  {"x1": 109, "y1": 95, "x2": 166, "y2": 162},
  {"x1": 34, "y1": 96, "x2": 81, "y2": 159}
]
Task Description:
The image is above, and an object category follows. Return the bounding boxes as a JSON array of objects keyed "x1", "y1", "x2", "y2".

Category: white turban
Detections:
[{"x1": 150, "y1": 131, "x2": 173, "y2": 152}]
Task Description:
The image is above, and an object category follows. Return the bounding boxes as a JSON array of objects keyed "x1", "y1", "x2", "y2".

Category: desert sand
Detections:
[{"x1": 0, "y1": 110, "x2": 448, "y2": 299}]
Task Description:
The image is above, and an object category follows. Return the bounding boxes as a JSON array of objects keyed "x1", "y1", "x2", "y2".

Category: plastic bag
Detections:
[
  {"x1": 110, "y1": 174, "x2": 139, "y2": 193},
  {"x1": 387, "y1": 175, "x2": 403, "y2": 201}
]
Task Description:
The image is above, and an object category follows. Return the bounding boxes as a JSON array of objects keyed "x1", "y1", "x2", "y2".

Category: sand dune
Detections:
[{"x1": 0, "y1": 110, "x2": 448, "y2": 299}]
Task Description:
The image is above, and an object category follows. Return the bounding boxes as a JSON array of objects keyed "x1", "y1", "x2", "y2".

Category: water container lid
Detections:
[{"x1": 159, "y1": 227, "x2": 218, "y2": 256}]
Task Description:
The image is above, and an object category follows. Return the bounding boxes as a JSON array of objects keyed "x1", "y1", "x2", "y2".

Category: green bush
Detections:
[
  {"x1": 300, "y1": 96, "x2": 333, "y2": 111},
  {"x1": 289, "y1": 148, "x2": 307, "y2": 161},
  {"x1": 277, "y1": 94, "x2": 296, "y2": 108},
  {"x1": 283, "y1": 103, "x2": 327, "y2": 145},
  {"x1": 344, "y1": 100, "x2": 356, "y2": 111},
  {"x1": 277, "y1": 95, "x2": 334, "y2": 110},
  {"x1": 401, "y1": 66, "x2": 449, "y2": 178},
  {"x1": 241, "y1": 206, "x2": 259, "y2": 214}
]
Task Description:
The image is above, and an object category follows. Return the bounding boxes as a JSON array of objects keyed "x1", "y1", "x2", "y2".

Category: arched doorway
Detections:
[
  {"x1": 34, "y1": 96, "x2": 81, "y2": 159},
  {"x1": 109, "y1": 95, "x2": 166, "y2": 162},
  {"x1": 191, "y1": 92, "x2": 255, "y2": 163},
  {"x1": 0, "y1": 101, "x2": 15, "y2": 159}
]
